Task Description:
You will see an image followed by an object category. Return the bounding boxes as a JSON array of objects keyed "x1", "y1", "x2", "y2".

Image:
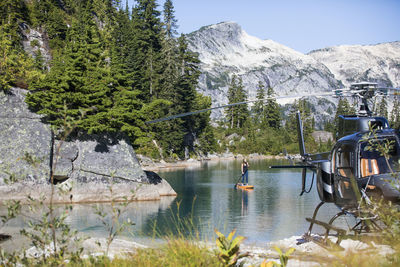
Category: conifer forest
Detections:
[{"x1": 0, "y1": 0, "x2": 395, "y2": 159}]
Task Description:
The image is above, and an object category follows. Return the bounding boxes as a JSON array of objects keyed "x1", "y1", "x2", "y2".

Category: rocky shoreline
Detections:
[
  {"x1": 11, "y1": 234, "x2": 395, "y2": 266},
  {"x1": 138, "y1": 153, "x2": 289, "y2": 172}
]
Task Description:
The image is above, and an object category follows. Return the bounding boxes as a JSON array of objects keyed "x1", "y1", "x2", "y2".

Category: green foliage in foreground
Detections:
[
  {"x1": 215, "y1": 229, "x2": 248, "y2": 266},
  {"x1": 261, "y1": 247, "x2": 295, "y2": 267}
]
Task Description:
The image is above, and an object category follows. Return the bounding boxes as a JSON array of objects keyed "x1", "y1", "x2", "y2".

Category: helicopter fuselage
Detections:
[{"x1": 315, "y1": 127, "x2": 400, "y2": 210}]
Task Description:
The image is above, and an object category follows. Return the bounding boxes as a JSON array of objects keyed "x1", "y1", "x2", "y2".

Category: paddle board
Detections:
[{"x1": 236, "y1": 184, "x2": 254, "y2": 190}]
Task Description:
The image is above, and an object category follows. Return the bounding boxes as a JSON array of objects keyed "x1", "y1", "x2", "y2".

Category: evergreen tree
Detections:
[
  {"x1": 0, "y1": 24, "x2": 41, "y2": 91},
  {"x1": 376, "y1": 97, "x2": 388, "y2": 118},
  {"x1": 155, "y1": 34, "x2": 201, "y2": 157},
  {"x1": 29, "y1": 0, "x2": 67, "y2": 49},
  {"x1": 235, "y1": 77, "x2": 248, "y2": 128},
  {"x1": 174, "y1": 35, "x2": 200, "y2": 117},
  {"x1": 0, "y1": 0, "x2": 29, "y2": 45},
  {"x1": 265, "y1": 86, "x2": 281, "y2": 129},
  {"x1": 225, "y1": 75, "x2": 248, "y2": 129},
  {"x1": 159, "y1": 0, "x2": 178, "y2": 99},
  {"x1": 163, "y1": 0, "x2": 178, "y2": 39},
  {"x1": 334, "y1": 97, "x2": 356, "y2": 135},
  {"x1": 192, "y1": 93, "x2": 216, "y2": 153},
  {"x1": 26, "y1": 4, "x2": 114, "y2": 133},
  {"x1": 3, "y1": 0, "x2": 213, "y2": 157},
  {"x1": 286, "y1": 99, "x2": 313, "y2": 140},
  {"x1": 226, "y1": 75, "x2": 238, "y2": 129},
  {"x1": 252, "y1": 81, "x2": 265, "y2": 126},
  {"x1": 390, "y1": 97, "x2": 400, "y2": 130},
  {"x1": 131, "y1": 0, "x2": 163, "y2": 101}
]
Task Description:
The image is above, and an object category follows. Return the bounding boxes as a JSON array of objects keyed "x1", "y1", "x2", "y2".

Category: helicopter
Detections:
[
  {"x1": 270, "y1": 82, "x2": 400, "y2": 248},
  {"x1": 146, "y1": 81, "x2": 400, "y2": 248}
]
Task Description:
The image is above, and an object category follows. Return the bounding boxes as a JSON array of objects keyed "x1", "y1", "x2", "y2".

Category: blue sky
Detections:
[{"x1": 127, "y1": 0, "x2": 400, "y2": 53}]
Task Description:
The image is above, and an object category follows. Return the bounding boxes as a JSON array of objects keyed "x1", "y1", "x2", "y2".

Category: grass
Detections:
[
  {"x1": 54, "y1": 238, "x2": 220, "y2": 267},
  {"x1": 120, "y1": 238, "x2": 220, "y2": 267}
]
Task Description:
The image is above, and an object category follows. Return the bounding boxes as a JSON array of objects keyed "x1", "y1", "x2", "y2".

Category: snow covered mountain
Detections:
[
  {"x1": 308, "y1": 42, "x2": 400, "y2": 88},
  {"x1": 186, "y1": 22, "x2": 400, "y2": 122}
]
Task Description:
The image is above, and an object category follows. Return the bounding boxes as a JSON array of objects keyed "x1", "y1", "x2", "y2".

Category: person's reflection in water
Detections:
[{"x1": 241, "y1": 190, "x2": 249, "y2": 216}]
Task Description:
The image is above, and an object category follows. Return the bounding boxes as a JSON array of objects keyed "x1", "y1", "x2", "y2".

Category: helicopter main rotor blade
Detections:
[
  {"x1": 146, "y1": 92, "x2": 334, "y2": 124},
  {"x1": 300, "y1": 168, "x2": 307, "y2": 196},
  {"x1": 296, "y1": 111, "x2": 306, "y2": 157}
]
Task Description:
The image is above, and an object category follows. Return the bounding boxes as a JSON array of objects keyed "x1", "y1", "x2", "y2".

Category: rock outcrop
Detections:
[{"x1": 0, "y1": 88, "x2": 176, "y2": 203}]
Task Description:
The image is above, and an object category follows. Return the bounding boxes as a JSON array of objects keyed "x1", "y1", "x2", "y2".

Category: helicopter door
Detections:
[{"x1": 334, "y1": 143, "x2": 357, "y2": 201}]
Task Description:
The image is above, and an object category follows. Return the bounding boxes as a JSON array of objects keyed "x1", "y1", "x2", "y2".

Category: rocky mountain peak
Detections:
[
  {"x1": 192, "y1": 21, "x2": 243, "y2": 41},
  {"x1": 187, "y1": 22, "x2": 341, "y2": 123},
  {"x1": 186, "y1": 22, "x2": 399, "y2": 126}
]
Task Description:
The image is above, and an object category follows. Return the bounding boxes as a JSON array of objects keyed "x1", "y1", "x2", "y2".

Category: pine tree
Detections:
[
  {"x1": 265, "y1": 86, "x2": 281, "y2": 129},
  {"x1": 163, "y1": 0, "x2": 178, "y2": 39},
  {"x1": 159, "y1": 0, "x2": 178, "y2": 99},
  {"x1": 235, "y1": 77, "x2": 248, "y2": 128},
  {"x1": 390, "y1": 97, "x2": 400, "y2": 130},
  {"x1": 131, "y1": 0, "x2": 163, "y2": 101},
  {"x1": 155, "y1": 34, "x2": 201, "y2": 157},
  {"x1": 192, "y1": 93, "x2": 216, "y2": 153},
  {"x1": 0, "y1": 0, "x2": 29, "y2": 45},
  {"x1": 376, "y1": 97, "x2": 388, "y2": 118},
  {"x1": 0, "y1": 24, "x2": 41, "y2": 91},
  {"x1": 226, "y1": 75, "x2": 238, "y2": 129},
  {"x1": 334, "y1": 97, "x2": 356, "y2": 134},
  {"x1": 26, "y1": 4, "x2": 113, "y2": 133},
  {"x1": 252, "y1": 81, "x2": 265, "y2": 126},
  {"x1": 286, "y1": 99, "x2": 313, "y2": 140},
  {"x1": 174, "y1": 35, "x2": 200, "y2": 117},
  {"x1": 225, "y1": 75, "x2": 249, "y2": 129}
]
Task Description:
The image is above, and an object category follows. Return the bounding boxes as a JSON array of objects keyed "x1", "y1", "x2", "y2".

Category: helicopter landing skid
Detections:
[
  {"x1": 296, "y1": 202, "x2": 342, "y2": 250},
  {"x1": 298, "y1": 202, "x2": 383, "y2": 250},
  {"x1": 299, "y1": 202, "x2": 346, "y2": 250}
]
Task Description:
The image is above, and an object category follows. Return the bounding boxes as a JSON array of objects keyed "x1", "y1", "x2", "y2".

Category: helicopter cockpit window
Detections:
[
  {"x1": 336, "y1": 144, "x2": 354, "y2": 178},
  {"x1": 360, "y1": 137, "x2": 400, "y2": 177},
  {"x1": 369, "y1": 120, "x2": 386, "y2": 130}
]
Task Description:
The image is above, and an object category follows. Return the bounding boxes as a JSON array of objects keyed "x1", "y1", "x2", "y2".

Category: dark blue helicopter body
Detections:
[{"x1": 300, "y1": 113, "x2": 400, "y2": 210}]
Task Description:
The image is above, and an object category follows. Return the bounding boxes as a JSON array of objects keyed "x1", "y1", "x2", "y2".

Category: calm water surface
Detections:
[
  {"x1": 153, "y1": 158, "x2": 345, "y2": 244},
  {"x1": 4, "y1": 159, "x2": 353, "y2": 247}
]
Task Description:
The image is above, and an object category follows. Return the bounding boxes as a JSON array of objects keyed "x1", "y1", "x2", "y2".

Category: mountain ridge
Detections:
[{"x1": 186, "y1": 21, "x2": 400, "y2": 121}]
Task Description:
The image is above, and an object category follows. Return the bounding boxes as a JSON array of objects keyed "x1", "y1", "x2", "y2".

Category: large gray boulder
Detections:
[
  {"x1": 0, "y1": 89, "x2": 51, "y2": 183},
  {"x1": 0, "y1": 88, "x2": 176, "y2": 203},
  {"x1": 53, "y1": 133, "x2": 147, "y2": 184}
]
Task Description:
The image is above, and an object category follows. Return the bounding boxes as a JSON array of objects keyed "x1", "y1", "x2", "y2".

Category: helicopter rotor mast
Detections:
[{"x1": 335, "y1": 82, "x2": 400, "y2": 117}]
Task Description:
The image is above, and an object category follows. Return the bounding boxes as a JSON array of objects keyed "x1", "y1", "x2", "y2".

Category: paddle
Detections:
[{"x1": 234, "y1": 174, "x2": 243, "y2": 189}]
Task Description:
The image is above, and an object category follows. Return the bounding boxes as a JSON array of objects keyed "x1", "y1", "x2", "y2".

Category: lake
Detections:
[{"x1": 1, "y1": 158, "x2": 353, "y2": 248}]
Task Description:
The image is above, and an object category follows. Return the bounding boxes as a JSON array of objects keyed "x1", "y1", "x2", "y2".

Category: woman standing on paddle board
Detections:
[{"x1": 241, "y1": 159, "x2": 249, "y2": 185}]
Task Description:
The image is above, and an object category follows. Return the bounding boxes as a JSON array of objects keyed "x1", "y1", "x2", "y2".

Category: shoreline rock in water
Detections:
[{"x1": 0, "y1": 88, "x2": 176, "y2": 203}]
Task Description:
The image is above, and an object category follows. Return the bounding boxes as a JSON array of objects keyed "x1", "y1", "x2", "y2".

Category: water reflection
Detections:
[
  {"x1": 241, "y1": 189, "x2": 249, "y2": 216},
  {"x1": 0, "y1": 196, "x2": 176, "y2": 250}
]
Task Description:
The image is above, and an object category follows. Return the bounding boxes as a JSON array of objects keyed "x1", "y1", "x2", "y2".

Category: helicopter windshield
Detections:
[{"x1": 359, "y1": 137, "x2": 400, "y2": 177}]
